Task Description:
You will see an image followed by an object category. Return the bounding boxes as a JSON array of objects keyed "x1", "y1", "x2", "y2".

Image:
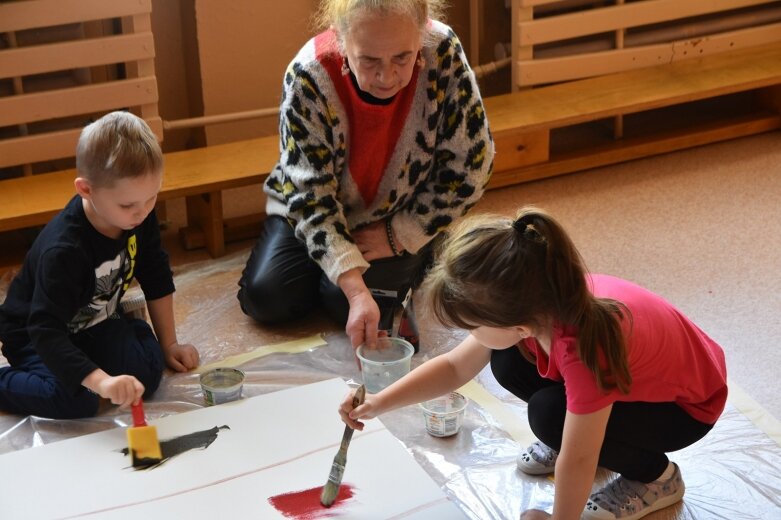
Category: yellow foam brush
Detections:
[{"x1": 127, "y1": 399, "x2": 162, "y2": 468}]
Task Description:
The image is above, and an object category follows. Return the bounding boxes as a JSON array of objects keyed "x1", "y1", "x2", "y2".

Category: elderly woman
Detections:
[{"x1": 238, "y1": 0, "x2": 494, "y2": 350}]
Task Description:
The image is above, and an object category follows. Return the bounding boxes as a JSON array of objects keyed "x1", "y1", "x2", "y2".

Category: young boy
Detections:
[{"x1": 0, "y1": 111, "x2": 199, "y2": 419}]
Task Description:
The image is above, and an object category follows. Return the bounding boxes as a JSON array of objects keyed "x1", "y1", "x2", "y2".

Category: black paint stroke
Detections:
[{"x1": 121, "y1": 425, "x2": 230, "y2": 470}]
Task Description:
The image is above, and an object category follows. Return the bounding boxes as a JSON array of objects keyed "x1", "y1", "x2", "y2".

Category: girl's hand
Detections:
[
  {"x1": 163, "y1": 342, "x2": 200, "y2": 372},
  {"x1": 353, "y1": 221, "x2": 398, "y2": 261},
  {"x1": 520, "y1": 510, "x2": 551, "y2": 520},
  {"x1": 338, "y1": 390, "x2": 381, "y2": 430}
]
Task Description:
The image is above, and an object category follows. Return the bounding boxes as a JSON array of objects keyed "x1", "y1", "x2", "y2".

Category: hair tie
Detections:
[
  {"x1": 513, "y1": 215, "x2": 546, "y2": 244},
  {"x1": 512, "y1": 215, "x2": 534, "y2": 233}
]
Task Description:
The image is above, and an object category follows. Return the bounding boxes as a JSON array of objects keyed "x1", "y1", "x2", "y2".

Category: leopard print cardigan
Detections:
[{"x1": 264, "y1": 20, "x2": 495, "y2": 284}]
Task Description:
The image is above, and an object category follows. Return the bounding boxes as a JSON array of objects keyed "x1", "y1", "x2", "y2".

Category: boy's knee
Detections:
[
  {"x1": 49, "y1": 389, "x2": 100, "y2": 419},
  {"x1": 128, "y1": 320, "x2": 165, "y2": 395},
  {"x1": 141, "y1": 370, "x2": 163, "y2": 398},
  {"x1": 0, "y1": 367, "x2": 100, "y2": 419}
]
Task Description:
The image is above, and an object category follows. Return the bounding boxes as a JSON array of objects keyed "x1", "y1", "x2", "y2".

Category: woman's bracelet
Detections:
[{"x1": 385, "y1": 218, "x2": 404, "y2": 257}]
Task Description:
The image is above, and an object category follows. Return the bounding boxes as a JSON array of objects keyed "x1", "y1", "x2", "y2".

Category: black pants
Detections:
[
  {"x1": 237, "y1": 216, "x2": 433, "y2": 328},
  {"x1": 0, "y1": 317, "x2": 164, "y2": 419},
  {"x1": 491, "y1": 345, "x2": 714, "y2": 482}
]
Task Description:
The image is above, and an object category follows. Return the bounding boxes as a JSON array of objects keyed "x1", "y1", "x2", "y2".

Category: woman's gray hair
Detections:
[{"x1": 314, "y1": 0, "x2": 447, "y2": 50}]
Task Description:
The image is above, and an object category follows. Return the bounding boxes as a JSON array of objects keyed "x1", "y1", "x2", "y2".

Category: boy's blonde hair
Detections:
[
  {"x1": 314, "y1": 0, "x2": 447, "y2": 48},
  {"x1": 76, "y1": 111, "x2": 162, "y2": 187}
]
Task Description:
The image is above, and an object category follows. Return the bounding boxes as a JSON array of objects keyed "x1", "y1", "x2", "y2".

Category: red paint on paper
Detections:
[{"x1": 268, "y1": 484, "x2": 356, "y2": 519}]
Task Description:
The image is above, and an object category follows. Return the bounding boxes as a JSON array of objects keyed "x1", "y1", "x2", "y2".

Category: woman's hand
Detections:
[
  {"x1": 345, "y1": 290, "x2": 381, "y2": 350},
  {"x1": 520, "y1": 510, "x2": 551, "y2": 520},
  {"x1": 163, "y1": 342, "x2": 200, "y2": 372},
  {"x1": 353, "y1": 221, "x2": 399, "y2": 261},
  {"x1": 338, "y1": 269, "x2": 381, "y2": 349}
]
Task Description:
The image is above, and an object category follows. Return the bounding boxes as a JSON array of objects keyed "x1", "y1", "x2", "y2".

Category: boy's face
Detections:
[{"x1": 77, "y1": 170, "x2": 162, "y2": 238}]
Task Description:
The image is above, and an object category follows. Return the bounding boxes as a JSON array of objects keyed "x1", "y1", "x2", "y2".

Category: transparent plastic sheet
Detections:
[{"x1": 1, "y1": 252, "x2": 780, "y2": 519}]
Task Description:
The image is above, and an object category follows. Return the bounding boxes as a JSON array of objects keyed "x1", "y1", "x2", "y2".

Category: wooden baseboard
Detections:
[
  {"x1": 179, "y1": 212, "x2": 266, "y2": 251},
  {"x1": 488, "y1": 111, "x2": 781, "y2": 188}
]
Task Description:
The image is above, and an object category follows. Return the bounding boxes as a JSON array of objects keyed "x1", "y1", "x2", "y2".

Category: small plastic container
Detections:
[
  {"x1": 200, "y1": 368, "x2": 245, "y2": 406},
  {"x1": 420, "y1": 392, "x2": 468, "y2": 437},
  {"x1": 356, "y1": 337, "x2": 414, "y2": 394}
]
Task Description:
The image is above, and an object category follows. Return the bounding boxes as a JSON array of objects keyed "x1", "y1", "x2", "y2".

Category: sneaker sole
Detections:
[
  {"x1": 582, "y1": 481, "x2": 685, "y2": 520},
  {"x1": 516, "y1": 459, "x2": 555, "y2": 476}
]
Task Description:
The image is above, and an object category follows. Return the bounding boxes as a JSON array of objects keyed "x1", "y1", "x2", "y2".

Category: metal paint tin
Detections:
[{"x1": 200, "y1": 368, "x2": 245, "y2": 406}]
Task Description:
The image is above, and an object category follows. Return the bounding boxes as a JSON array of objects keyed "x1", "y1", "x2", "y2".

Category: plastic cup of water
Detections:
[{"x1": 356, "y1": 337, "x2": 414, "y2": 394}]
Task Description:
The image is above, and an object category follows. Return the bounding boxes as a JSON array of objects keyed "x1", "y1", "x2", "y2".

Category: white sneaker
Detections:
[
  {"x1": 583, "y1": 463, "x2": 685, "y2": 519},
  {"x1": 516, "y1": 441, "x2": 558, "y2": 475}
]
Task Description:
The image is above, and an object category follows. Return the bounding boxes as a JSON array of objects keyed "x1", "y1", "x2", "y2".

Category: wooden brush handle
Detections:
[
  {"x1": 340, "y1": 385, "x2": 367, "y2": 448},
  {"x1": 352, "y1": 384, "x2": 366, "y2": 409}
]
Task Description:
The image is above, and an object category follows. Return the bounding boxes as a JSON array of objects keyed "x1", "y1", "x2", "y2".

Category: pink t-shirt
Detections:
[{"x1": 525, "y1": 274, "x2": 727, "y2": 424}]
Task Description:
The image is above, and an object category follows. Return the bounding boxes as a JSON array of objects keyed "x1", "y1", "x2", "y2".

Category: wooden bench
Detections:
[
  {"x1": 0, "y1": 0, "x2": 278, "y2": 258},
  {"x1": 2, "y1": 0, "x2": 780, "y2": 257},
  {"x1": 484, "y1": 41, "x2": 781, "y2": 188},
  {"x1": 0, "y1": 134, "x2": 279, "y2": 257}
]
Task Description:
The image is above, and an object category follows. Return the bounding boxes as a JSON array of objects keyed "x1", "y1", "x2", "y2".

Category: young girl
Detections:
[{"x1": 339, "y1": 206, "x2": 727, "y2": 520}]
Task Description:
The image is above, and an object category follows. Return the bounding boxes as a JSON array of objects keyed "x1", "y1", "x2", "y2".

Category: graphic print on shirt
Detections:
[{"x1": 67, "y1": 234, "x2": 136, "y2": 333}]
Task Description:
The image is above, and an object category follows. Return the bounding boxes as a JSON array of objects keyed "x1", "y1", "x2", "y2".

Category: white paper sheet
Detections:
[{"x1": 0, "y1": 378, "x2": 466, "y2": 520}]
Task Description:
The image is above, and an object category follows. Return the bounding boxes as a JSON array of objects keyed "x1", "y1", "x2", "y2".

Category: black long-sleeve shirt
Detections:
[{"x1": 0, "y1": 195, "x2": 174, "y2": 393}]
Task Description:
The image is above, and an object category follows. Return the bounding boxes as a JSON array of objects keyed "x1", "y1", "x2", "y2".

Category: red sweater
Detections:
[{"x1": 316, "y1": 30, "x2": 419, "y2": 205}]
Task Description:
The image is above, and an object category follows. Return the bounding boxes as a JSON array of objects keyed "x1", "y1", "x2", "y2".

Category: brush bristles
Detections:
[
  {"x1": 320, "y1": 451, "x2": 346, "y2": 507},
  {"x1": 320, "y1": 478, "x2": 341, "y2": 507}
]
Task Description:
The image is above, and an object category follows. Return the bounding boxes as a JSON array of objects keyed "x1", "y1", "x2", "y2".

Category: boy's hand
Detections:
[
  {"x1": 96, "y1": 375, "x2": 145, "y2": 408},
  {"x1": 163, "y1": 342, "x2": 199, "y2": 372}
]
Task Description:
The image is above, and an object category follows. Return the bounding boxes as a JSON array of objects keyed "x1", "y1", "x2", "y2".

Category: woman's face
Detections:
[{"x1": 341, "y1": 11, "x2": 422, "y2": 99}]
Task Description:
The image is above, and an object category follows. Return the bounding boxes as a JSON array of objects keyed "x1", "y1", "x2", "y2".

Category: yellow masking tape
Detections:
[
  {"x1": 458, "y1": 379, "x2": 536, "y2": 445},
  {"x1": 459, "y1": 377, "x2": 780, "y2": 448},
  {"x1": 195, "y1": 334, "x2": 328, "y2": 374},
  {"x1": 727, "y1": 378, "x2": 781, "y2": 446}
]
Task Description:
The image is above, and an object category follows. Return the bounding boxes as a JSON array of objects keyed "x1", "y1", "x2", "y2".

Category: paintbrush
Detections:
[
  {"x1": 320, "y1": 384, "x2": 366, "y2": 507},
  {"x1": 127, "y1": 399, "x2": 162, "y2": 468}
]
